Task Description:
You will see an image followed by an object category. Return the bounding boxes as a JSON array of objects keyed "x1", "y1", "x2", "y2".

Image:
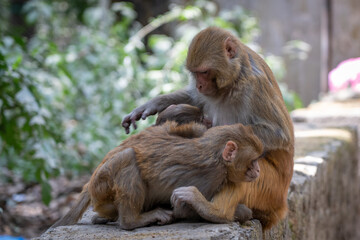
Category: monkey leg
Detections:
[
  {"x1": 89, "y1": 178, "x2": 118, "y2": 224},
  {"x1": 90, "y1": 148, "x2": 146, "y2": 226},
  {"x1": 91, "y1": 203, "x2": 118, "y2": 224},
  {"x1": 118, "y1": 206, "x2": 173, "y2": 230},
  {"x1": 98, "y1": 148, "x2": 173, "y2": 230}
]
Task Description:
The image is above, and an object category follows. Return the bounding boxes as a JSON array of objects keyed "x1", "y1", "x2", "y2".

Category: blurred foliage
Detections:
[
  {"x1": 284, "y1": 40, "x2": 312, "y2": 61},
  {"x1": 0, "y1": 0, "x2": 302, "y2": 204}
]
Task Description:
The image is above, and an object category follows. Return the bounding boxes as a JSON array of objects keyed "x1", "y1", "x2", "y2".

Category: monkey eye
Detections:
[
  {"x1": 200, "y1": 70, "x2": 210, "y2": 76},
  {"x1": 195, "y1": 69, "x2": 209, "y2": 75}
]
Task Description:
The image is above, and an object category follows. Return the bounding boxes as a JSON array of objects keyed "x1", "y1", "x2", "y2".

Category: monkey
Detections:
[
  {"x1": 155, "y1": 104, "x2": 212, "y2": 129},
  {"x1": 121, "y1": 26, "x2": 294, "y2": 230},
  {"x1": 50, "y1": 122, "x2": 263, "y2": 230}
]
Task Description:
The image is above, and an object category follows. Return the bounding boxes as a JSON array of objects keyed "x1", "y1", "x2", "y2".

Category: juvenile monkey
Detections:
[
  {"x1": 51, "y1": 122, "x2": 263, "y2": 230},
  {"x1": 122, "y1": 27, "x2": 294, "y2": 229}
]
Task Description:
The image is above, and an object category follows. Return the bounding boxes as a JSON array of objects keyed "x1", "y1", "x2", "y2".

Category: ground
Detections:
[{"x1": 0, "y1": 170, "x2": 89, "y2": 239}]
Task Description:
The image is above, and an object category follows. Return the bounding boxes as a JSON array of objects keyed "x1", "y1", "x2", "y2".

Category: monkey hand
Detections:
[
  {"x1": 122, "y1": 103, "x2": 159, "y2": 134},
  {"x1": 234, "y1": 204, "x2": 253, "y2": 223},
  {"x1": 171, "y1": 186, "x2": 204, "y2": 211}
]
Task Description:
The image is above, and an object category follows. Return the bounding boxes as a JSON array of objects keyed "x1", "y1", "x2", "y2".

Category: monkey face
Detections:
[
  {"x1": 191, "y1": 69, "x2": 218, "y2": 96},
  {"x1": 243, "y1": 159, "x2": 260, "y2": 182},
  {"x1": 227, "y1": 158, "x2": 260, "y2": 183}
]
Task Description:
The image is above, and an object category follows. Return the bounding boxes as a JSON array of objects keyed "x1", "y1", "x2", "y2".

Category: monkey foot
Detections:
[{"x1": 91, "y1": 215, "x2": 111, "y2": 225}]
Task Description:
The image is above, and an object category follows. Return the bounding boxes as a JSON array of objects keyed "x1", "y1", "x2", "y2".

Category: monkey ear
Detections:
[
  {"x1": 225, "y1": 37, "x2": 237, "y2": 59},
  {"x1": 222, "y1": 141, "x2": 238, "y2": 162}
]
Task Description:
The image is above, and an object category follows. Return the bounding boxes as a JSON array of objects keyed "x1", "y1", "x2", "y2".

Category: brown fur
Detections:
[
  {"x1": 156, "y1": 104, "x2": 212, "y2": 137},
  {"x1": 156, "y1": 104, "x2": 203, "y2": 126},
  {"x1": 122, "y1": 27, "x2": 294, "y2": 230},
  {"x1": 51, "y1": 122, "x2": 263, "y2": 230}
]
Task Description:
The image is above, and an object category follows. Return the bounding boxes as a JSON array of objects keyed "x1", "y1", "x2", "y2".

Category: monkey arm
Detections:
[
  {"x1": 247, "y1": 92, "x2": 294, "y2": 154},
  {"x1": 250, "y1": 121, "x2": 293, "y2": 153},
  {"x1": 171, "y1": 185, "x2": 241, "y2": 223},
  {"x1": 241, "y1": 52, "x2": 294, "y2": 154},
  {"x1": 122, "y1": 89, "x2": 199, "y2": 134}
]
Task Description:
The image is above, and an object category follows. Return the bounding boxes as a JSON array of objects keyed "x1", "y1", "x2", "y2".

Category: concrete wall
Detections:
[
  {"x1": 216, "y1": 0, "x2": 360, "y2": 106},
  {"x1": 331, "y1": 0, "x2": 360, "y2": 69}
]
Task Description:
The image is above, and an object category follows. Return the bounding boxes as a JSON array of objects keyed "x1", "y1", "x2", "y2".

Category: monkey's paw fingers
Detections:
[
  {"x1": 154, "y1": 208, "x2": 173, "y2": 225},
  {"x1": 171, "y1": 186, "x2": 199, "y2": 207},
  {"x1": 122, "y1": 105, "x2": 160, "y2": 134},
  {"x1": 141, "y1": 106, "x2": 159, "y2": 120},
  {"x1": 122, "y1": 109, "x2": 145, "y2": 133}
]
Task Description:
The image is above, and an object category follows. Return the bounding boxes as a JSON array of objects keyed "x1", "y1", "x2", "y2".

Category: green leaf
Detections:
[
  {"x1": 41, "y1": 181, "x2": 52, "y2": 206},
  {"x1": 12, "y1": 55, "x2": 22, "y2": 70}
]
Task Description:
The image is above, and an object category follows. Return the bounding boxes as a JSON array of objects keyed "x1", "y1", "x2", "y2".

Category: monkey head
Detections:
[
  {"x1": 186, "y1": 27, "x2": 242, "y2": 97},
  {"x1": 222, "y1": 140, "x2": 261, "y2": 183},
  {"x1": 221, "y1": 124, "x2": 263, "y2": 183}
]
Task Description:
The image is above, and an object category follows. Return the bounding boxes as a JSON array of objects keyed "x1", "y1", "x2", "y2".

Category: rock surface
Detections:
[
  {"x1": 36, "y1": 100, "x2": 360, "y2": 240},
  {"x1": 41, "y1": 218, "x2": 262, "y2": 240}
]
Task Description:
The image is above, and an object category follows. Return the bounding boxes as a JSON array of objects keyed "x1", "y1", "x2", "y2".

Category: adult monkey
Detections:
[{"x1": 122, "y1": 27, "x2": 294, "y2": 229}]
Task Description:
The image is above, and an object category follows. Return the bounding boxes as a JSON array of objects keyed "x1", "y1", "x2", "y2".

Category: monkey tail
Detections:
[{"x1": 50, "y1": 184, "x2": 91, "y2": 229}]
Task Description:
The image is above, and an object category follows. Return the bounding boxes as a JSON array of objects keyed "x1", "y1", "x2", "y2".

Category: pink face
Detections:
[
  {"x1": 244, "y1": 160, "x2": 260, "y2": 182},
  {"x1": 192, "y1": 69, "x2": 217, "y2": 96}
]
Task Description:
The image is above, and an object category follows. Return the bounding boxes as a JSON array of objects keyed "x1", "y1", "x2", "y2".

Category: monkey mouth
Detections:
[
  {"x1": 244, "y1": 177, "x2": 256, "y2": 182},
  {"x1": 199, "y1": 88, "x2": 216, "y2": 97},
  {"x1": 244, "y1": 173, "x2": 259, "y2": 182}
]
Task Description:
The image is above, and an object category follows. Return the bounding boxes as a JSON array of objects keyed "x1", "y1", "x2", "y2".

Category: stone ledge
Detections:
[
  {"x1": 283, "y1": 125, "x2": 358, "y2": 240},
  {"x1": 291, "y1": 99, "x2": 360, "y2": 127},
  {"x1": 40, "y1": 219, "x2": 262, "y2": 240}
]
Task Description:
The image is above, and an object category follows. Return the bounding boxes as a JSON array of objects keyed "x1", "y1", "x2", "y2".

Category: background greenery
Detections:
[{"x1": 0, "y1": 0, "x2": 302, "y2": 204}]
